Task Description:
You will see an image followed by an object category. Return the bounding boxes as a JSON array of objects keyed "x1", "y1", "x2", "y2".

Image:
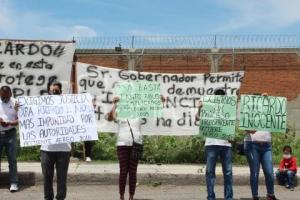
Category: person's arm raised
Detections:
[
  {"x1": 105, "y1": 96, "x2": 119, "y2": 122},
  {"x1": 160, "y1": 95, "x2": 166, "y2": 103},
  {"x1": 195, "y1": 101, "x2": 203, "y2": 122}
]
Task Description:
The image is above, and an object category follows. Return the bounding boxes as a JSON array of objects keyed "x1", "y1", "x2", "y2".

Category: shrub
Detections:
[{"x1": 11, "y1": 127, "x2": 300, "y2": 166}]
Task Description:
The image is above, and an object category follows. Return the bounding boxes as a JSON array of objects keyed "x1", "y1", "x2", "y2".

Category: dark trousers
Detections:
[
  {"x1": 276, "y1": 169, "x2": 296, "y2": 187},
  {"x1": 117, "y1": 146, "x2": 138, "y2": 196},
  {"x1": 84, "y1": 141, "x2": 93, "y2": 157},
  {"x1": 0, "y1": 128, "x2": 18, "y2": 184},
  {"x1": 41, "y1": 151, "x2": 70, "y2": 200}
]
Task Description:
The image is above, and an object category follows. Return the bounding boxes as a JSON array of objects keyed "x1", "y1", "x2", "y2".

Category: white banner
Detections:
[
  {"x1": 18, "y1": 93, "x2": 98, "y2": 147},
  {"x1": 0, "y1": 40, "x2": 75, "y2": 96},
  {"x1": 76, "y1": 62, "x2": 244, "y2": 135}
]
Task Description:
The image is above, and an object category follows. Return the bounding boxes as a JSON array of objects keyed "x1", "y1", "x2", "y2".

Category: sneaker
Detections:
[
  {"x1": 10, "y1": 184, "x2": 18, "y2": 192},
  {"x1": 85, "y1": 157, "x2": 92, "y2": 162},
  {"x1": 290, "y1": 187, "x2": 295, "y2": 191},
  {"x1": 253, "y1": 197, "x2": 259, "y2": 200},
  {"x1": 285, "y1": 184, "x2": 290, "y2": 189},
  {"x1": 267, "y1": 194, "x2": 278, "y2": 200}
]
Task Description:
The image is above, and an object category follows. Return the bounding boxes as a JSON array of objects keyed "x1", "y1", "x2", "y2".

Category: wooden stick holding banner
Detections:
[
  {"x1": 17, "y1": 93, "x2": 98, "y2": 147},
  {"x1": 114, "y1": 81, "x2": 163, "y2": 119},
  {"x1": 239, "y1": 95, "x2": 287, "y2": 133},
  {"x1": 199, "y1": 95, "x2": 237, "y2": 140}
]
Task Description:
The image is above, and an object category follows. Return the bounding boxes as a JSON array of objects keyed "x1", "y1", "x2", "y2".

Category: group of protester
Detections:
[
  {"x1": 0, "y1": 82, "x2": 297, "y2": 200},
  {"x1": 195, "y1": 90, "x2": 297, "y2": 200},
  {"x1": 0, "y1": 82, "x2": 70, "y2": 200}
]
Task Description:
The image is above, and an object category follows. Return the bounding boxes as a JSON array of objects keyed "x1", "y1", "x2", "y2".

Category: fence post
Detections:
[
  {"x1": 128, "y1": 48, "x2": 136, "y2": 71},
  {"x1": 131, "y1": 36, "x2": 135, "y2": 49}
]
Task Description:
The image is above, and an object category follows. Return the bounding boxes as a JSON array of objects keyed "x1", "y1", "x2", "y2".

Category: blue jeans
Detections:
[
  {"x1": 276, "y1": 169, "x2": 296, "y2": 187},
  {"x1": 205, "y1": 145, "x2": 233, "y2": 200},
  {"x1": 245, "y1": 142, "x2": 274, "y2": 198},
  {"x1": 0, "y1": 128, "x2": 18, "y2": 184}
]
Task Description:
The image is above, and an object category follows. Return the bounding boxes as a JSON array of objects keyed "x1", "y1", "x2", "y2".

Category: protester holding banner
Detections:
[
  {"x1": 243, "y1": 93, "x2": 278, "y2": 200},
  {"x1": 196, "y1": 89, "x2": 233, "y2": 200},
  {"x1": 105, "y1": 92, "x2": 165, "y2": 200},
  {"x1": 40, "y1": 81, "x2": 71, "y2": 200},
  {"x1": 106, "y1": 96, "x2": 143, "y2": 200},
  {"x1": 0, "y1": 86, "x2": 19, "y2": 192}
]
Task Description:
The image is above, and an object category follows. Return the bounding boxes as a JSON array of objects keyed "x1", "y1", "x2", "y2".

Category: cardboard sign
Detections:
[
  {"x1": 199, "y1": 95, "x2": 237, "y2": 140},
  {"x1": 239, "y1": 95, "x2": 287, "y2": 133},
  {"x1": 115, "y1": 81, "x2": 163, "y2": 119}
]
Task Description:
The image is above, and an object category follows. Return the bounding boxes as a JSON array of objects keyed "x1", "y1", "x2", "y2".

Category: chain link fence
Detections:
[{"x1": 75, "y1": 35, "x2": 300, "y2": 49}]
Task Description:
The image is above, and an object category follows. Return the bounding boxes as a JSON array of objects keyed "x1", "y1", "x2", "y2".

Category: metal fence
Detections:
[{"x1": 75, "y1": 35, "x2": 300, "y2": 49}]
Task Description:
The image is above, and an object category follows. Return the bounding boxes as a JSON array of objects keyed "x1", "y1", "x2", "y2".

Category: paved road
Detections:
[{"x1": 0, "y1": 185, "x2": 299, "y2": 200}]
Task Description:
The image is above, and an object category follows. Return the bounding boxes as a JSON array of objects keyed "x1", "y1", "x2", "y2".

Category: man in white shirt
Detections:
[
  {"x1": 0, "y1": 86, "x2": 19, "y2": 192},
  {"x1": 40, "y1": 81, "x2": 71, "y2": 200},
  {"x1": 196, "y1": 89, "x2": 233, "y2": 200}
]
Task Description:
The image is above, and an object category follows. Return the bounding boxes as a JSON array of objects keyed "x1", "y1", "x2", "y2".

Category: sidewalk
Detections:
[{"x1": 0, "y1": 161, "x2": 297, "y2": 186}]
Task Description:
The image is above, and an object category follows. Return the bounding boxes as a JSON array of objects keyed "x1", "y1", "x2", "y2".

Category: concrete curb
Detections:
[
  {"x1": 1, "y1": 163, "x2": 298, "y2": 186},
  {"x1": 1, "y1": 172, "x2": 299, "y2": 186},
  {"x1": 0, "y1": 172, "x2": 35, "y2": 186}
]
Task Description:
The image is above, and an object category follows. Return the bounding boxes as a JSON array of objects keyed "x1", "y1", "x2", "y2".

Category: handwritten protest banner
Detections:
[
  {"x1": 0, "y1": 40, "x2": 75, "y2": 97},
  {"x1": 76, "y1": 62, "x2": 244, "y2": 135},
  {"x1": 114, "y1": 81, "x2": 163, "y2": 119},
  {"x1": 199, "y1": 95, "x2": 237, "y2": 140},
  {"x1": 239, "y1": 95, "x2": 287, "y2": 133},
  {"x1": 17, "y1": 93, "x2": 98, "y2": 147}
]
